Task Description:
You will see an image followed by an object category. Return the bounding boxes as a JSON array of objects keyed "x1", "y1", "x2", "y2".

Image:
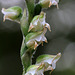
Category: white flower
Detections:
[
  {"x1": 36, "y1": 53, "x2": 61, "y2": 72},
  {"x1": 26, "y1": 28, "x2": 47, "y2": 50},
  {"x1": 39, "y1": 0, "x2": 59, "y2": 9},
  {"x1": 1, "y1": 6, "x2": 22, "y2": 23},
  {"x1": 25, "y1": 53, "x2": 61, "y2": 75},
  {"x1": 49, "y1": 0, "x2": 59, "y2": 9},
  {"x1": 28, "y1": 12, "x2": 51, "y2": 32}
]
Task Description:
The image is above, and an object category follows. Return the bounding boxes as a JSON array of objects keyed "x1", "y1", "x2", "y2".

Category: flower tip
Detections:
[
  {"x1": 34, "y1": 41, "x2": 38, "y2": 50},
  {"x1": 50, "y1": 68, "x2": 54, "y2": 74},
  {"x1": 41, "y1": 41, "x2": 43, "y2": 46},
  {"x1": 3, "y1": 16, "x2": 6, "y2": 22},
  {"x1": 49, "y1": 2, "x2": 52, "y2": 7},
  {"x1": 1, "y1": 8, "x2": 5, "y2": 13},
  {"x1": 45, "y1": 39, "x2": 48, "y2": 43},
  {"x1": 45, "y1": 23, "x2": 51, "y2": 32},
  {"x1": 28, "y1": 24, "x2": 34, "y2": 32},
  {"x1": 48, "y1": 27, "x2": 51, "y2": 32},
  {"x1": 57, "y1": 53, "x2": 61, "y2": 56}
]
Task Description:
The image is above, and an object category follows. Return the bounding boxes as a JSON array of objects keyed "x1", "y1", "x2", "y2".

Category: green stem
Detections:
[
  {"x1": 20, "y1": 37, "x2": 33, "y2": 74},
  {"x1": 25, "y1": 0, "x2": 35, "y2": 23},
  {"x1": 21, "y1": 48, "x2": 32, "y2": 73},
  {"x1": 20, "y1": 1, "x2": 42, "y2": 75},
  {"x1": 20, "y1": 0, "x2": 35, "y2": 74}
]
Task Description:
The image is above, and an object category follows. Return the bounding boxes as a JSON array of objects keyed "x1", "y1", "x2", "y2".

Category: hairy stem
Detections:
[
  {"x1": 25, "y1": 0, "x2": 35, "y2": 23},
  {"x1": 20, "y1": 37, "x2": 33, "y2": 74},
  {"x1": 20, "y1": 0, "x2": 35, "y2": 74},
  {"x1": 20, "y1": 0, "x2": 42, "y2": 75}
]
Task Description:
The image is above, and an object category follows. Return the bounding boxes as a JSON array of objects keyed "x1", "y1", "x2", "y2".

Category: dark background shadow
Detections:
[{"x1": 0, "y1": 0, "x2": 75, "y2": 75}]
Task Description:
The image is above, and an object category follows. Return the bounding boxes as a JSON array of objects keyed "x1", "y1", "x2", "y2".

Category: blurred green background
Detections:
[{"x1": 0, "y1": 0, "x2": 75, "y2": 75}]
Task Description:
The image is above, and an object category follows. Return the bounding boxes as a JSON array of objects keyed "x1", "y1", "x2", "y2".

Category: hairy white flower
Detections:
[
  {"x1": 1, "y1": 6, "x2": 22, "y2": 23},
  {"x1": 28, "y1": 12, "x2": 51, "y2": 32},
  {"x1": 26, "y1": 28, "x2": 47, "y2": 50},
  {"x1": 36, "y1": 53, "x2": 61, "y2": 71}
]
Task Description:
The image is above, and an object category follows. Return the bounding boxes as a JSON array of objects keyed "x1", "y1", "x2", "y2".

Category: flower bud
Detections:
[
  {"x1": 26, "y1": 28, "x2": 47, "y2": 50},
  {"x1": 28, "y1": 12, "x2": 51, "y2": 32},
  {"x1": 1, "y1": 6, "x2": 22, "y2": 23},
  {"x1": 36, "y1": 53, "x2": 61, "y2": 71},
  {"x1": 39, "y1": 0, "x2": 59, "y2": 9},
  {"x1": 25, "y1": 65, "x2": 44, "y2": 75}
]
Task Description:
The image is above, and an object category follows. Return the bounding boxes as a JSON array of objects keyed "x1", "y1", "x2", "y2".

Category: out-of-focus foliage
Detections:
[{"x1": 0, "y1": 0, "x2": 75, "y2": 75}]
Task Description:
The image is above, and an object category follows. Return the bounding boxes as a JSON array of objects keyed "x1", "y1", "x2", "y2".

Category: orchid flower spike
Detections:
[
  {"x1": 1, "y1": 6, "x2": 22, "y2": 23},
  {"x1": 28, "y1": 12, "x2": 51, "y2": 32},
  {"x1": 36, "y1": 53, "x2": 61, "y2": 72},
  {"x1": 39, "y1": 0, "x2": 59, "y2": 9},
  {"x1": 26, "y1": 28, "x2": 47, "y2": 50},
  {"x1": 25, "y1": 65, "x2": 44, "y2": 75}
]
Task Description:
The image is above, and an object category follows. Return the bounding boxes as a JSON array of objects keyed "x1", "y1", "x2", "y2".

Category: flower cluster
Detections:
[
  {"x1": 25, "y1": 12, "x2": 50, "y2": 50},
  {"x1": 39, "y1": 0, "x2": 59, "y2": 9},
  {"x1": 25, "y1": 53, "x2": 61, "y2": 75}
]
